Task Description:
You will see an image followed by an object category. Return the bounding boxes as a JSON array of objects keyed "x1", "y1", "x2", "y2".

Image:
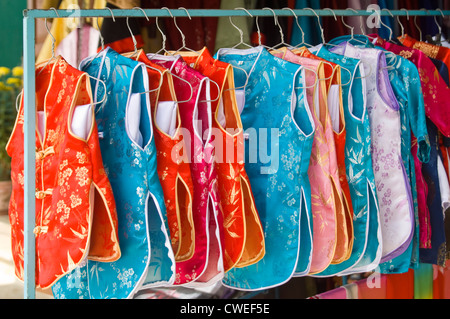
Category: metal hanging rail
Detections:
[
  {"x1": 21, "y1": 7, "x2": 450, "y2": 299},
  {"x1": 23, "y1": 8, "x2": 450, "y2": 18}
]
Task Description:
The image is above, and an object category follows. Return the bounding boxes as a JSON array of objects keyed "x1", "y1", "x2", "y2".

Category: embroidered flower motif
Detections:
[
  {"x1": 76, "y1": 152, "x2": 87, "y2": 164},
  {"x1": 70, "y1": 194, "x2": 82, "y2": 208},
  {"x1": 75, "y1": 167, "x2": 90, "y2": 187}
]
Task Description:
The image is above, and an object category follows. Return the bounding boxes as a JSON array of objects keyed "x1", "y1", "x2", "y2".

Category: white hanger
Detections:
[
  {"x1": 341, "y1": 9, "x2": 368, "y2": 46},
  {"x1": 83, "y1": 7, "x2": 116, "y2": 69},
  {"x1": 37, "y1": 7, "x2": 59, "y2": 77},
  {"x1": 231, "y1": 7, "x2": 254, "y2": 49},
  {"x1": 414, "y1": 10, "x2": 424, "y2": 42},
  {"x1": 172, "y1": 7, "x2": 199, "y2": 55},
  {"x1": 304, "y1": 7, "x2": 326, "y2": 45},
  {"x1": 307, "y1": 8, "x2": 353, "y2": 87},
  {"x1": 263, "y1": 7, "x2": 290, "y2": 51},
  {"x1": 282, "y1": 7, "x2": 313, "y2": 49},
  {"x1": 126, "y1": 7, "x2": 149, "y2": 59}
]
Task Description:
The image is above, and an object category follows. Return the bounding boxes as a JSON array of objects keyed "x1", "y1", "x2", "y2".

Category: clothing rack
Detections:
[{"x1": 21, "y1": 7, "x2": 450, "y2": 299}]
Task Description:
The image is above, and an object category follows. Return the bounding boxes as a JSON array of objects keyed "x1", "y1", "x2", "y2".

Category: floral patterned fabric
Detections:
[
  {"x1": 130, "y1": 50, "x2": 196, "y2": 264},
  {"x1": 149, "y1": 54, "x2": 224, "y2": 287},
  {"x1": 373, "y1": 36, "x2": 449, "y2": 267},
  {"x1": 293, "y1": 47, "x2": 356, "y2": 266},
  {"x1": 338, "y1": 35, "x2": 429, "y2": 274},
  {"x1": 52, "y1": 48, "x2": 175, "y2": 299},
  {"x1": 329, "y1": 42, "x2": 414, "y2": 264},
  {"x1": 309, "y1": 44, "x2": 381, "y2": 277},
  {"x1": 215, "y1": 46, "x2": 315, "y2": 290},
  {"x1": 272, "y1": 47, "x2": 350, "y2": 274},
  {"x1": 7, "y1": 56, "x2": 120, "y2": 289},
  {"x1": 173, "y1": 47, "x2": 265, "y2": 273}
]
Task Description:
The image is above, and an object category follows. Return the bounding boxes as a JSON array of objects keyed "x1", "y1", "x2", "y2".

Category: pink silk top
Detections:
[
  {"x1": 272, "y1": 47, "x2": 350, "y2": 274},
  {"x1": 148, "y1": 54, "x2": 224, "y2": 286}
]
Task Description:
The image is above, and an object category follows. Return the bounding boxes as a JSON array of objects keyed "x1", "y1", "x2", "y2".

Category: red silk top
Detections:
[
  {"x1": 7, "y1": 56, "x2": 120, "y2": 288},
  {"x1": 174, "y1": 47, "x2": 265, "y2": 272}
]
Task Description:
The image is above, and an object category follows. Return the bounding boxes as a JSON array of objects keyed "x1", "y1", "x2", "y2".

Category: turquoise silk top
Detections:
[
  {"x1": 309, "y1": 44, "x2": 382, "y2": 277},
  {"x1": 52, "y1": 48, "x2": 175, "y2": 299},
  {"x1": 215, "y1": 46, "x2": 315, "y2": 290}
]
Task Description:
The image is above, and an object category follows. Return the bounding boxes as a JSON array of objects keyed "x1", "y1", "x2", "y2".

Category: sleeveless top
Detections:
[
  {"x1": 372, "y1": 36, "x2": 450, "y2": 267},
  {"x1": 330, "y1": 42, "x2": 415, "y2": 264},
  {"x1": 328, "y1": 35, "x2": 430, "y2": 273},
  {"x1": 52, "y1": 48, "x2": 175, "y2": 299},
  {"x1": 7, "y1": 56, "x2": 120, "y2": 289},
  {"x1": 172, "y1": 47, "x2": 265, "y2": 272},
  {"x1": 293, "y1": 47, "x2": 355, "y2": 264},
  {"x1": 216, "y1": 46, "x2": 315, "y2": 290},
  {"x1": 271, "y1": 47, "x2": 350, "y2": 273},
  {"x1": 130, "y1": 50, "x2": 196, "y2": 263},
  {"x1": 148, "y1": 54, "x2": 224, "y2": 287},
  {"x1": 310, "y1": 44, "x2": 381, "y2": 276}
]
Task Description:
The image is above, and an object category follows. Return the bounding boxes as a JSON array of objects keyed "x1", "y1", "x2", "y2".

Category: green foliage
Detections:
[{"x1": 0, "y1": 66, "x2": 22, "y2": 180}]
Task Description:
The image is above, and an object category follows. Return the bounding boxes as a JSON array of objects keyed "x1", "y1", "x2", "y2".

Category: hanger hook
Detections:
[
  {"x1": 161, "y1": 6, "x2": 174, "y2": 18},
  {"x1": 397, "y1": 8, "x2": 408, "y2": 38},
  {"x1": 379, "y1": 8, "x2": 394, "y2": 42},
  {"x1": 45, "y1": 8, "x2": 59, "y2": 58},
  {"x1": 340, "y1": 12, "x2": 355, "y2": 38},
  {"x1": 155, "y1": 16, "x2": 167, "y2": 51},
  {"x1": 105, "y1": 7, "x2": 115, "y2": 22},
  {"x1": 282, "y1": 7, "x2": 305, "y2": 45},
  {"x1": 305, "y1": 7, "x2": 325, "y2": 44},
  {"x1": 178, "y1": 7, "x2": 192, "y2": 20},
  {"x1": 235, "y1": 7, "x2": 253, "y2": 18},
  {"x1": 323, "y1": 7, "x2": 337, "y2": 21},
  {"x1": 133, "y1": 7, "x2": 149, "y2": 21},
  {"x1": 96, "y1": 17, "x2": 104, "y2": 51},
  {"x1": 161, "y1": 7, "x2": 187, "y2": 49},
  {"x1": 414, "y1": 9, "x2": 426, "y2": 41},
  {"x1": 173, "y1": 8, "x2": 188, "y2": 48},
  {"x1": 230, "y1": 8, "x2": 252, "y2": 47},
  {"x1": 262, "y1": 7, "x2": 285, "y2": 44},
  {"x1": 50, "y1": 7, "x2": 59, "y2": 17},
  {"x1": 126, "y1": 16, "x2": 138, "y2": 53},
  {"x1": 347, "y1": 8, "x2": 365, "y2": 35},
  {"x1": 255, "y1": 16, "x2": 263, "y2": 45},
  {"x1": 434, "y1": 9, "x2": 443, "y2": 36}
]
